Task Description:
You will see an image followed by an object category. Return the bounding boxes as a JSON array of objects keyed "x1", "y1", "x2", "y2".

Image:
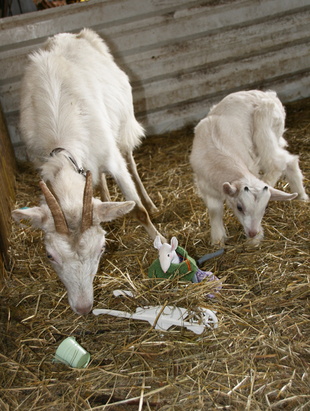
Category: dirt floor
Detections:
[{"x1": 1, "y1": 97, "x2": 310, "y2": 410}]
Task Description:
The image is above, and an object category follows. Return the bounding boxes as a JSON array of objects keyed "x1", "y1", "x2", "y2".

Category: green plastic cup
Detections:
[{"x1": 54, "y1": 337, "x2": 90, "y2": 368}]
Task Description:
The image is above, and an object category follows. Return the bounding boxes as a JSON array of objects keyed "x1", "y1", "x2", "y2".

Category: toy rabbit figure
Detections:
[{"x1": 148, "y1": 236, "x2": 221, "y2": 297}]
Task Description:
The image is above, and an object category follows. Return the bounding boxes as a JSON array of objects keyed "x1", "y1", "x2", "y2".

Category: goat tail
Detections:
[
  {"x1": 76, "y1": 28, "x2": 113, "y2": 60},
  {"x1": 120, "y1": 115, "x2": 145, "y2": 153},
  {"x1": 252, "y1": 94, "x2": 285, "y2": 146},
  {"x1": 252, "y1": 93, "x2": 292, "y2": 179}
]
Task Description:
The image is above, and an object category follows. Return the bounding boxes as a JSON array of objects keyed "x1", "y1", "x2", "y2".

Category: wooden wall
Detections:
[
  {"x1": 0, "y1": 0, "x2": 310, "y2": 157},
  {"x1": 0, "y1": 102, "x2": 16, "y2": 283}
]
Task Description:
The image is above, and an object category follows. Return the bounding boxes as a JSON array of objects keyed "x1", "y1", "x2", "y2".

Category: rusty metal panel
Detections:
[{"x1": 0, "y1": 0, "x2": 310, "y2": 155}]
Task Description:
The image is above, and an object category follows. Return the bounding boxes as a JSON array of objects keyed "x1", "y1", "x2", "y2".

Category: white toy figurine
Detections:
[
  {"x1": 93, "y1": 303, "x2": 218, "y2": 333},
  {"x1": 149, "y1": 236, "x2": 222, "y2": 297},
  {"x1": 154, "y1": 236, "x2": 180, "y2": 273}
]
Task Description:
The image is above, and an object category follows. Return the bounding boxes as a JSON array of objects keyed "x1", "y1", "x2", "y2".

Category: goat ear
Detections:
[
  {"x1": 154, "y1": 235, "x2": 163, "y2": 250},
  {"x1": 170, "y1": 236, "x2": 178, "y2": 252},
  {"x1": 12, "y1": 206, "x2": 49, "y2": 230},
  {"x1": 269, "y1": 187, "x2": 298, "y2": 201},
  {"x1": 223, "y1": 182, "x2": 238, "y2": 197},
  {"x1": 93, "y1": 201, "x2": 135, "y2": 223}
]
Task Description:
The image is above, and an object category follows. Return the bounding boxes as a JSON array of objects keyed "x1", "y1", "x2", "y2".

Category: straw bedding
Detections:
[{"x1": 1, "y1": 97, "x2": 310, "y2": 410}]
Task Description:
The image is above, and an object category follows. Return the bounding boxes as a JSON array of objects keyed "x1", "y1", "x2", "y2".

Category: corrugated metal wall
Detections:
[{"x1": 1, "y1": 0, "x2": 310, "y2": 159}]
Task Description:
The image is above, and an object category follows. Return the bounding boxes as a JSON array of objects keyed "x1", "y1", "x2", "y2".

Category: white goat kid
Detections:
[
  {"x1": 190, "y1": 90, "x2": 308, "y2": 245},
  {"x1": 12, "y1": 29, "x2": 162, "y2": 315}
]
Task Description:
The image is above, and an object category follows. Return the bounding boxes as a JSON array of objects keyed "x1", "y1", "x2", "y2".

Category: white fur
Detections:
[
  {"x1": 154, "y1": 236, "x2": 179, "y2": 273},
  {"x1": 12, "y1": 29, "x2": 162, "y2": 315},
  {"x1": 190, "y1": 90, "x2": 308, "y2": 245}
]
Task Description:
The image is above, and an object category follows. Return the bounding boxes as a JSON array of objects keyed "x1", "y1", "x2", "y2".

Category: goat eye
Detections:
[
  {"x1": 47, "y1": 254, "x2": 54, "y2": 261},
  {"x1": 100, "y1": 244, "x2": 106, "y2": 254},
  {"x1": 237, "y1": 204, "x2": 243, "y2": 212}
]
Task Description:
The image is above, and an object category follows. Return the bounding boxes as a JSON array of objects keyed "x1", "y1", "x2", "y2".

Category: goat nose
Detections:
[
  {"x1": 248, "y1": 230, "x2": 257, "y2": 238},
  {"x1": 75, "y1": 304, "x2": 92, "y2": 316}
]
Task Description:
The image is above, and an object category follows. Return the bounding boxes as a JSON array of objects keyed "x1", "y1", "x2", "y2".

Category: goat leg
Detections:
[{"x1": 100, "y1": 173, "x2": 111, "y2": 202}]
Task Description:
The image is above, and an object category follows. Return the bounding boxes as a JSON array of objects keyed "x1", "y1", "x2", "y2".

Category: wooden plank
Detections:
[
  {"x1": 120, "y1": 11, "x2": 310, "y2": 83},
  {"x1": 138, "y1": 71, "x2": 310, "y2": 134},
  {"x1": 1, "y1": 1, "x2": 310, "y2": 83},
  {"x1": 0, "y1": 156, "x2": 11, "y2": 270},
  {"x1": 2, "y1": 6, "x2": 310, "y2": 88},
  {"x1": 1, "y1": 0, "x2": 309, "y2": 49},
  {"x1": 132, "y1": 42, "x2": 310, "y2": 114},
  {"x1": 0, "y1": 0, "x2": 209, "y2": 47},
  {"x1": 0, "y1": 102, "x2": 16, "y2": 275},
  {"x1": 0, "y1": 257, "x2": 5, "y2": 289},
  {"x1": 94, "y1": 1, "x2": 310, "y2": 57},
  {"x1": 1, "y1": 8, "x2": 310, "y2": 113},
  {"x1": 0, "y1": 103, "x2": 16, "y2": 198}
]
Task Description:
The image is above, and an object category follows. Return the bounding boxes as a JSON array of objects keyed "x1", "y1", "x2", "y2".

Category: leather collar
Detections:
[{"x1": 50, "y1": 148, "x2": 87, "y2": 177}]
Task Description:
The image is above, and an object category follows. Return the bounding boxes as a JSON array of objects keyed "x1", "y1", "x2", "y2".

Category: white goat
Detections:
[
  {"x1": 190, "y1": 90, "x2": 308, "y2": 245},
  {"x1": 12, "y1": 29, "x2": 163, "y2": 315}
]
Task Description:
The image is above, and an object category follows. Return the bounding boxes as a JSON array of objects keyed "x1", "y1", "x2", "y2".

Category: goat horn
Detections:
[
  {"x1": 81, "y1": 170, "x2": 93, "y2": 233},
  {"x1": 39, "y1": 180, "x2": 69, "y2": 235}
]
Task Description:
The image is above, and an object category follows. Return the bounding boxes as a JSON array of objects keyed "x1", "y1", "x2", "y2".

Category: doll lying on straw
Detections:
[{"x1": 148, "y1": 236, "x2": 222, "y2": 298}]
